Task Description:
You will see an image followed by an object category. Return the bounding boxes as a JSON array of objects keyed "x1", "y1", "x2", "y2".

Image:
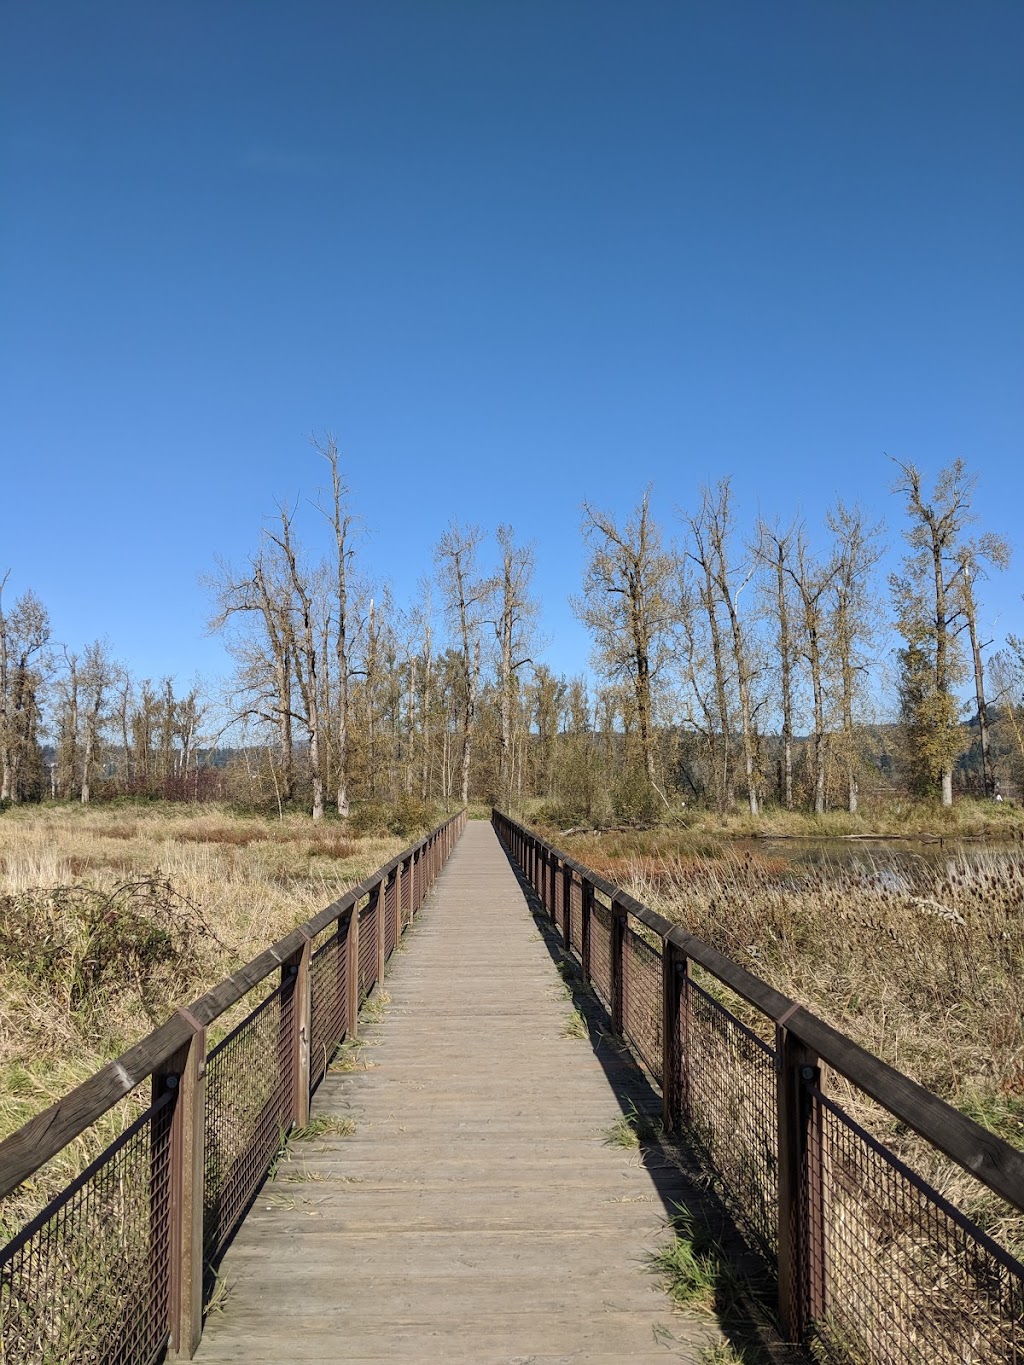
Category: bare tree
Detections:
[
  {"x1": 78, "y1": 640, "x2": 116, "y2": 803},
  {"x1": 787, "y1": 530, "x2": 837, "y2": 815},
  {"x1": 890, "y1": 459, "x2": 977, "y2": 806},
  {"x1": 684, "y1": 511, "x2": 734, "y2": 811},
  {"x1": 757, "y1": 520, "x2": 799, "y2": 809},
  {"x1": 315, "y1": 434, "x2": 356, "y2": 816},
  {"x1": 492, "y1": 525, "x2": 536, "y2": 810},
  {"x1": 573, "y1": 491, "x2": 676, "y2": 804},
  {"x1": 266, "y1": 508, "x2": 328, "y2": 819},
  {"x1": 436, "y1": 523, "x2": 487, "y2": 805},
  {"x1": 54, "y1": 647, "x2": 80, "y2": 798},
  {"x1": 689, "y1": 482, "x2": 760, "y2": 814},
  {"x1": 0, "y1": 575, "x2": 50, "y2": 802},
  {"x1": 208, "y1": 550, "x2": 296, "y2": 803},
  {"x1": 956, "y1": 535, "x2": 1010, "y2": 797},
  {"x1": 828, "y1": 503, "x2": 884, "y2": 813}
]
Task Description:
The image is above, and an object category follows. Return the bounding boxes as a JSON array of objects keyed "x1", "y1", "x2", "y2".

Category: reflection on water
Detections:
[{"x1": 728, "y1": 835, "x2": 1020, "y2": 877}]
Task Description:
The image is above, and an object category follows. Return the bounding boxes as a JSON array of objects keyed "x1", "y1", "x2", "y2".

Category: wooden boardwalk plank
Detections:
[{"x1": 193, "y1": 821, "x2": 711, "y2": 1363}]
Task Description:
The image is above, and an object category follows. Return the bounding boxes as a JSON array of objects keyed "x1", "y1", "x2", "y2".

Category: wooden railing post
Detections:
[
  {"x1": 346, "y1": 898, "x2": 361, "y2": 1040},
  {"x1": 393, "y1": 859, "x2": 402, "y2": 937},
  {"x1": 375, "y1": 876, "x2": 387, "y2": 987},
  {"x1": 581, "y1": 878, "x2": 593, "y2": 985},
  {"x1": 661, "y1": 942, "x2": 684, "y2": 1132},
  {"x1": 278, "y1": 935, "x2": 311, "y2": 1130},
  {"x1": 336, "y1": 908, "x2": 349, "y2": 1038},
  {"x1": 154, "y1": 1011, "x2": 205, "y2": 1359},
  {"x1": 776, "y1": 1024, "x2": 824, "y2": 1343},
  {"x1": 610, "y1": 898, "x2": 627, "y2": 1036},
  {"x1": 287, "y1": 930, "x2": 313, "y2": 1128},
  {"x1": 562, "y1": 863, "x2": 573, "y2": 952}
]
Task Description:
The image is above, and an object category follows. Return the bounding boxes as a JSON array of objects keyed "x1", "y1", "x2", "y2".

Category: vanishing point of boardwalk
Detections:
[{"x1": 193, "y1": 821, "x2": 710, "y2": 1364}]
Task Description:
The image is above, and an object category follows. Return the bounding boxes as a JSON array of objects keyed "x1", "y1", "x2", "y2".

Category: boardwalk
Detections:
[{"x1": 194, "y1": 821, "x2": 709, "y2": 1364}]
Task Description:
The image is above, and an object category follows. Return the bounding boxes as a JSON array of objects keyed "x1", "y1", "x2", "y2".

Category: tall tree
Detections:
[
  {"x1": 757, "y1": 521, "x2": 799, "y2": 810},
  {"x1": 828, "y1": 503, "x2": 884, "y2": 813},
  {"x1": 436, "y1": 523, "x2": 487, "y2": 805},
  {"x1": 890, "y1": 459, "x2": 976, "y2": 806},
  {"x1": 956, "y1": 536, "x2": 1010, "y2": 797},
  {"x1": 688, "y1": 481, "x2": 760, "y2": 814},
  {"x1": 208, "y1": 550, "x2": 296, "y2": 804},
  {"x1": 787, "y1": 530, "x2": 837, "y2": 815},
  {"x1": 574, "y1": 491, "x2": 676, "y2": 804},
  {"x1": 266, "y1": 508, "x2": 328, "y2": 819},
  {"x1": 492, "y1": 525, "x2": 536, "y2": 810},
  {"x1": 0, "y1": 575, "x2": 50, "y2": 802},
  {"x1": 316, "y1": 434, "x2": 356, "y2": 816},
  {"x1": 78, "y1": 641, "x2": 116, "y2": 803}
]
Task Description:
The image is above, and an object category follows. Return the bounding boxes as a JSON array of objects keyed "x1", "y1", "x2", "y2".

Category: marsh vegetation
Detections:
[{"x1": 0, "y1": 802, "x2": 428, "y2": 1234}]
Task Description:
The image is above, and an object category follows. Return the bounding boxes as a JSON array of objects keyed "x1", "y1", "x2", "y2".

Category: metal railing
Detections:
[
  {"x1": 494, "y1": 809, "x2": 1024, "y2": 1363},
  {"x1": 0, "y1": 809, "x2": 466, "y2": 1364}
]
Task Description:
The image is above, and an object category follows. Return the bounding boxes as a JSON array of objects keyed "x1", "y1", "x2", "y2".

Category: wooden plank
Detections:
[{"x1": 191, "y1": 821, "x2": 707, "y2": 1364}]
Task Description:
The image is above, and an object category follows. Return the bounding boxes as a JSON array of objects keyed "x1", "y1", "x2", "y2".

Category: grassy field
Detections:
[
  {"x1": 0, "y1": 801, "x2": 433, "y2": 1233},
  {"x1": 540, "y1": 818, "x2": 1024, "y2": 1253},
  {"x1": 526, "y1": 793, "x2": 1024, "y2": 842}
]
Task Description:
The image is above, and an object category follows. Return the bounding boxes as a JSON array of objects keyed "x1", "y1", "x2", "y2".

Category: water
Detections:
[{"x1": 727, "y1": 834, "x2": 1021, "y2": 877}]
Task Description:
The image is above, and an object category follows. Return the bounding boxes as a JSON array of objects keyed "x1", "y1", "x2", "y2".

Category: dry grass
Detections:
[
  {"x1": 534, "y1": 794, "x2": 1024, "y2": 843},
  {"x1": 0, "y1": 801, "x2": 415, "y2": 1235}
]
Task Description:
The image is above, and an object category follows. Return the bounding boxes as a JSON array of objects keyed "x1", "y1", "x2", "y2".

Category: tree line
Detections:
[{"x1": 2, "y1": 442, "x2": 1021, "y2": 819}]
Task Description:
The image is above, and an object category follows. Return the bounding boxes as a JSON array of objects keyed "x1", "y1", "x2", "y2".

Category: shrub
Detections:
[{"x1": 0, "y1": 876, "x2": 220, "y2": 1019}]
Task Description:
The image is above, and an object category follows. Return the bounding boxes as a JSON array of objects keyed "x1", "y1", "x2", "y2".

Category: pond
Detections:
[{"x1": 727, "y1": 834, "x2": 1023, "y2": 875}]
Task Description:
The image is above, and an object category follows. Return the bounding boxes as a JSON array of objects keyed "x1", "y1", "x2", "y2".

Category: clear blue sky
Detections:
[{"x1": 2, "y1": 2, "x2": 1021, "y2": 695}]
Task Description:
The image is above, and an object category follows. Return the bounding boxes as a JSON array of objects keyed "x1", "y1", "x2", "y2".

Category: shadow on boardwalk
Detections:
[{"x1": 501, "y1": 846, "x2": 807, "y2": 1365}]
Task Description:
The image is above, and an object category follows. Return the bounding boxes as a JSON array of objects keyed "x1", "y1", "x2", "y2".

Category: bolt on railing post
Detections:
[
  {"x1": 581, "y1": 878, "x2": 593, "y2": 985},
  {"x1": 562, "y1": 863, "x2": 573, "y2": 952},
  {"x1": 776, "y1": 1024, "x2": 824, "y2": 1343},
  {"x1": 346, "y1": 898, "x2": 361, "y2": 1040},
  {"x1": 154, "y1": 1010, "x2": 206, "y2": 1359},
  {"x1": 610, "y1": 898, "x2": 627, "y2": 1036}
]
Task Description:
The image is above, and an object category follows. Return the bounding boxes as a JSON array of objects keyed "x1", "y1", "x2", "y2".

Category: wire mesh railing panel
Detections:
[
  {"x1": 569, "y1": 876, "x2": 583, "y2": 955},
  {"x1": 203, "y1": 982, "x2": 294, "y2": 1262},
  {"x1": 622, "y1": 923, "x2": 662, "y2": 1080},
  {"x1": 384, "y1": 875, "x2": 398, "y2": 960},
  {"x1": 555, "y1": 866, "x2": 566, "y2": 937},
  {"x1": 803, "y1": 1088, "x2": 1024, "y2": 1364},
  {"x1": 309, "y1": 930, "x2": 348, "y2": 1088},
  {"x1": 358, "y1": 896, "x2": 378, "y2": 998},
  {"x1": 0, "y1": 1094, "x2": 173, "y2": 1365},
  {"x1": 686, "y1": 978, "x2": 778, "y2": 1258},
  {"x1": 589, "y1": 898, "x2": 613, "y2": 1010}
]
